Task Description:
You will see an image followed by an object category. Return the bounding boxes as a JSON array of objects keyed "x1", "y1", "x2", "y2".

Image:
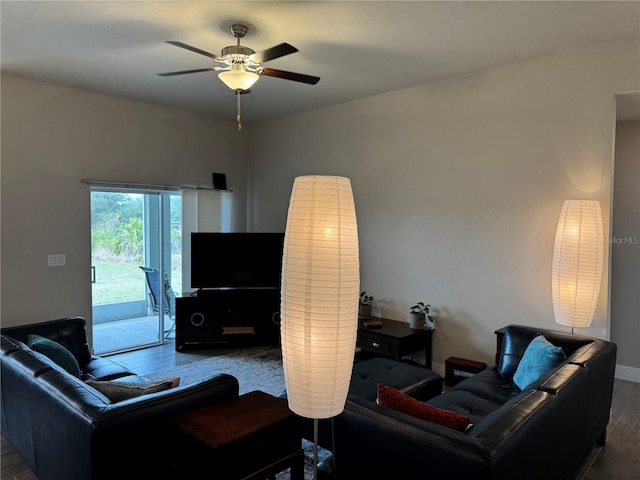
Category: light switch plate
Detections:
[{"x1": 48, "y1": 254, "x2": 66, "y2": 267}]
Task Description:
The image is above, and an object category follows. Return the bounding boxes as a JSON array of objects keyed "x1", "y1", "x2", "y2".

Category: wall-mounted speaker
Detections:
[{"x1": 212, "y1": 173, "x2": 227, "y2": 191}]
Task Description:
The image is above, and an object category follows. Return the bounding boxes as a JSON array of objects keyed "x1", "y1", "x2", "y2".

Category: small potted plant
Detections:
[
  {"x1": 359, "y1": 291, "x2": 374, "y2": 320},
  {"x1": 409, "y1": 301, "x2": 435, "y2": 330}
]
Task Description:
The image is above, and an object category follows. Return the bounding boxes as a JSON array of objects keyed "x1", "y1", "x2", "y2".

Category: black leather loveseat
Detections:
[
  {"x1": 330, "y1": 324, "x2": 617, "y2": 480},
  {"x1": 1, "y1": 316, "x2": 239, "y2": 480}
]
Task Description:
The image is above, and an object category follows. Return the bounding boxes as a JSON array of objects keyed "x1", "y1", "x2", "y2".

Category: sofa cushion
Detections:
[
  {"x1": 377, "y1": 384, "x2": 470, "y2": 432},
  {"x1": 28, "y1": 334, "x2": 81, "y2": 378},
  {"x1": 513, "y1": 335, "x2": 565, "y2": 390},
  {"x1": 351, "y1": 357, "x2": 443, "y2": 401},
  {"x1": 449, "y1": 368, "x2": 520, "y2": 401},
  {"x1": 428, "y1": 389, "x2": 506, "y2": 424},
  {"x1": 83, "y1": 356, "x2": 136, "y2": 381},
  {"x1": 86, "y1": 377, "x2": 180, "y2": 402}
]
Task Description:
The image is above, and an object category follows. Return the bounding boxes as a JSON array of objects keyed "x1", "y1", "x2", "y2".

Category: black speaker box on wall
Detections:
[{"x1": 212, "y1": 173, "x2": 227, "y2": 191}]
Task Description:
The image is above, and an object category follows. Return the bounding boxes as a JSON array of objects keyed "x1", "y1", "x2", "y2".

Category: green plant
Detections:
[
  {"x1": 359, "y1": 291, "x2": 374, "y2": 305},
  {"x1": 410, "y1": 302, "x2": 435, "y2": 329}
]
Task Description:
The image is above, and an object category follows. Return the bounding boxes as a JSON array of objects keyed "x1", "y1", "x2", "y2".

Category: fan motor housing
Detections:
[{"x1": 221, "y1": 45, "x2": 255, "y2": 58}]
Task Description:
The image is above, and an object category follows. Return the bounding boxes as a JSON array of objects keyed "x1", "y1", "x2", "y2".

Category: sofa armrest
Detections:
[
  {"x1": 337, "y1": 390, "x2": 569, "y2": 480},
  {"x1": 333, "y1": 396, "x2": 489, "y2": 480},
  {"x1": 91, "y1": 373, "x2": 239, "y2": 479},
  {"x1": 2, "y1": 343, "x2": 240, "y2": 480},
  {"x1": 94, "y1": 373, "x2": 239, "y2": 434}
]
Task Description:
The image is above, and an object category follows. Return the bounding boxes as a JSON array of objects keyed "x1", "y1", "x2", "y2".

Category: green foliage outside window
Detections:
[{"x1": 90, "y1": 191, "x2": 182, "y2": 305}]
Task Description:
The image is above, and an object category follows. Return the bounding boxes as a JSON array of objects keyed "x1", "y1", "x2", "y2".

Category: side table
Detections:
[
  {"x1": 357, "y1": 316, "x2": 432, "y2": 369},
  {"x1": 170, "y1": 390, "x2": 304, "y2": 480},
  {"x1": 444, "y1": 356, "x2": 487, "y2": 387}
]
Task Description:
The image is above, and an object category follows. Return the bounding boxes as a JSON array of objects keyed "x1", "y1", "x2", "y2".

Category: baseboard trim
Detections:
[{"x1": 615, "y1": 364, "x2": 640, "y2": 383}]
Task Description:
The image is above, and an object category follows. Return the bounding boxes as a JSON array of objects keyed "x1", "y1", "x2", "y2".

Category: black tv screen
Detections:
[{"x1": 190, "y1": 232, "x2": 284, "y2": 289}]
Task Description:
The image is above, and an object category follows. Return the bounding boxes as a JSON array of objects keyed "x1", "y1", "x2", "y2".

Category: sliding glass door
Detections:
[{"x1": 90, "y1": 187, "x2": 182, "y2": 354}]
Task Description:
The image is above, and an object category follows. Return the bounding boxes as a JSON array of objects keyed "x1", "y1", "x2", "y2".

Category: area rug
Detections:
[
  {"x1": 147, "y1": 345, "x2": 286, "y2": 396},
  {"x1": 146, "y1": 345, "x2": 331, "y2": 479}
]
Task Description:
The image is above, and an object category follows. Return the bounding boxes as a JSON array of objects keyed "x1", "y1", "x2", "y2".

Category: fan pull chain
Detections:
[{"x1": 236, "y1": 90, "x2": 242, "y2": 131}]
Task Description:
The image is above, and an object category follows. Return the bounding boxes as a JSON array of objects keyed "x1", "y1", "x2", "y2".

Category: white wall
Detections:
[
  {"x1": 1, "y1": 75, "x2": 247, "y2": 329},
  {"x1": 611, "y1": 120, "x2": 640, "y2": 377},
  {"x1": 2, "y1": 39, "x2": 637, "y2": 378},
  {"x1": 248, "y1": 40, "x2": 639, "y2": 373}
]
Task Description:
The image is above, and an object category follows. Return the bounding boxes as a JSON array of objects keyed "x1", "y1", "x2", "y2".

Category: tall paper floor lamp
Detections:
[
  {"x1": 280, "y1": 175, "x2": 360, "y2": 480},
  {"x1": 552, "y1": 200, "x2": 603, "y2": 332}
]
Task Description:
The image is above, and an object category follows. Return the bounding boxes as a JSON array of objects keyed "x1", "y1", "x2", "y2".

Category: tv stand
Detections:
[{"x1": 175, "y1": 288, "x2": 281, "y2": 352}]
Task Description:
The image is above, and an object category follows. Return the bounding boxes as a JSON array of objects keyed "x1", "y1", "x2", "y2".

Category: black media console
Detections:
[{"x1": 175, "y1": 288, "x2": 281, "y2": 352}]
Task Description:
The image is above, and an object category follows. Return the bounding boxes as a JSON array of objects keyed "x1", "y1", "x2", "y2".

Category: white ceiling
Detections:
[{"x1": 2, "y1": 1, "x2": 639, "y2": 124}]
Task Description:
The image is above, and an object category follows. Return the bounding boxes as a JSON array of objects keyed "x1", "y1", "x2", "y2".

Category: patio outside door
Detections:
[{"x1": 90, "y1": 187, "x2": 182, "y2": 354}]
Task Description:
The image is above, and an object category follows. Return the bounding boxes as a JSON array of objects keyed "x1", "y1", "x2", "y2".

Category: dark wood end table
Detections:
[
  {"x1": 357, "y1": 316, "x2": 433, "y2": 369},
  {"x1": 444, "y1": 356, "x2": 487, "y2": 386},
  {"x1": 171, "y1": 390, "x2": 304, "y2": 480}
]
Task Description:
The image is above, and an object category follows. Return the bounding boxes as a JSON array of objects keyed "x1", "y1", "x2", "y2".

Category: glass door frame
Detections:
[{"x1": 90, "y1": 186, "x2": 182, "y2": 354}]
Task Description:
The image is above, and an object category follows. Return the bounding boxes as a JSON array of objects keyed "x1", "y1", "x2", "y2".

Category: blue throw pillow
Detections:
[
  {"x1": 28, "y1": 334, "x2": 81, "y2": 378},
  {"x1": 513, "y1": 335, "x2": 565, "y2": 390}
]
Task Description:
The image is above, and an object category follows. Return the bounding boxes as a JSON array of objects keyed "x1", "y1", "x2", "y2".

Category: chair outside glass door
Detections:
[{"x1": 140, "y1": 266, "x2": 176, "y2": 338}]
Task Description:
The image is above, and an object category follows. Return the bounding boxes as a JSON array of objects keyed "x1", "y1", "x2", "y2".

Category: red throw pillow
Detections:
[{"x1": 377, "y1": 383, "x2": 470, "y2": 432}]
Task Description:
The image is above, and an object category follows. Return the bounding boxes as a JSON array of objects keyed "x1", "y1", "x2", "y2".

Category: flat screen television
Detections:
[{"x1": 190, "y1": 232, "x2": 284, "y2": 289}]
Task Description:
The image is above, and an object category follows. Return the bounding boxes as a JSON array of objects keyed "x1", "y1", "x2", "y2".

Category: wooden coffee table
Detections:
[{"x1": 171, "y1": 390, "x2": 304, "y2": 479}]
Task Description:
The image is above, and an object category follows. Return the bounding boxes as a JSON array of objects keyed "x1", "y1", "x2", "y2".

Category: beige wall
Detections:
[
  {"x1": 1, "y1": 75, "x2": 247, "y2": 329},
  {"x1": 611, "y1": 120, "x2": 640, "y2": 375},
  {"x1": 1, "y1": 39, "x2": 637, "y2": 379},
  {"x1": 248, "y1": 40, "x2": 639, "y2": 376}
]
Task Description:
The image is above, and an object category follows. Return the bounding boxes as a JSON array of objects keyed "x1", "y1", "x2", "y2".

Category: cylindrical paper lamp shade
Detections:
[
  {"x1": 552, "y1": 200, "x2": 603, "y2": 328},
  {"x1": 281, "y1": 176, "x2": 360, "y2": 419}
]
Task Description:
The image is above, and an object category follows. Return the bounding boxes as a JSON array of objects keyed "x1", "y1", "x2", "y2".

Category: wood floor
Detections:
[{"x1": 2, "y1": 342, "x2": 639, "y2": 480}]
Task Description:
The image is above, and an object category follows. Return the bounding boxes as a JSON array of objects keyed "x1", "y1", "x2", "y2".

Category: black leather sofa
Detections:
[
  {"x1": 330, "y1": 324, "x2": 617, "y2": 480},
  {"x1": 1, "y1": 316, "x2": 239, "y2": 480}
]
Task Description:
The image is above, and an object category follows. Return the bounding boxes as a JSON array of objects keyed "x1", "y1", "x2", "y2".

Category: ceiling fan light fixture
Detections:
[
  {"x1": 160, "y1": 24, "x2": 320, "y2": 130},
  {"x1": 218, "y1": 65, "x2": 259, "y2": 91}
]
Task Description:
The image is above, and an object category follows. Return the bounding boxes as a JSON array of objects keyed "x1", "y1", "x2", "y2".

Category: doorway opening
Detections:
[{"x1": 90, "y1": 187, "x2": 182, "y2": 354}]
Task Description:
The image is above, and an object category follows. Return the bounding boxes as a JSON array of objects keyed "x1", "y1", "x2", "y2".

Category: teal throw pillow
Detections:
[
  {"x1": 28, "y1": 334, "x2": 81, "y2": 378},
  {"x1": 513, "y1": 335, "x2": 565, "y2": 390}
]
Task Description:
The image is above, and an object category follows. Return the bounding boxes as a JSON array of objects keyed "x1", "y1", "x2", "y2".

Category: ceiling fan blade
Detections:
[
  {"x1": 250, "y1": 43, "x2": 298, "y2": 64},
  {"x1": 157, "y1": 67, "x2": 219, "y2": 77},
  {"x1": 166, "y1": 41, "x2": 224, "y2": 63},
  {"x1": 261, "y1": 68, "x2": 320, "y2": 85}
]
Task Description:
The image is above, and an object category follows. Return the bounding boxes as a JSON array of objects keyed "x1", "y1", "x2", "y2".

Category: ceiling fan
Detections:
[{"x1": 159, "y1": 24, "x2": 320, "y2": 129}]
